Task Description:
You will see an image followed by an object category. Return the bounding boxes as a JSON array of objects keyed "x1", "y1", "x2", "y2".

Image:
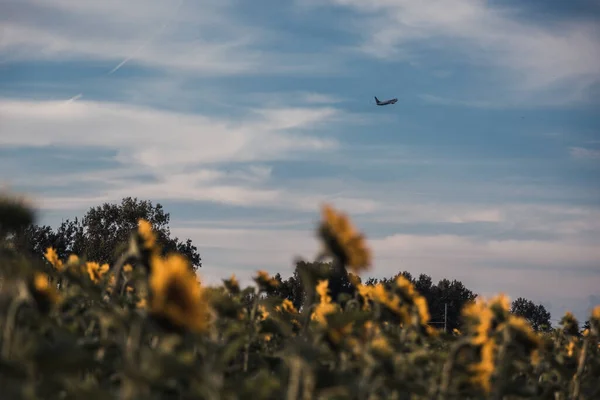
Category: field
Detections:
[{"x1": 0, "y1": 195, "x2": 599, "y2": 400}]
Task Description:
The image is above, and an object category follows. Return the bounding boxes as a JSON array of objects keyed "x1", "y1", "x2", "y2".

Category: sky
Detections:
[{"x1": 1, "y1": 0, "x2": 599, "y2": 325}]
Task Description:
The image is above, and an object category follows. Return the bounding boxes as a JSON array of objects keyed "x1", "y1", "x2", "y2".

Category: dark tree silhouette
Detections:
[
  {"x1": 581, "y1": 319, "x2": 591, "y2": 334},
  {"x1": 363, "y1": 272, "x2": 476, "y2": 332},
  {"x1": 12, "y1": 197, "x2": 202, "y2": 271},
  {"x1": 274, "y1": 266, "x2": 477, "y2": 332},
  {"x1": 268, "y1": 260, "x2": 359, "y2": 311},
  {"x1": 510, "y1": 297, "x2": 552, "y2": 332}
]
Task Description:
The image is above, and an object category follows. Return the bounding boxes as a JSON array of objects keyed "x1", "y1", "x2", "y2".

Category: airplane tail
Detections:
[{"x1": 374, "y1": 96, "x2": 381, "y2": 104}]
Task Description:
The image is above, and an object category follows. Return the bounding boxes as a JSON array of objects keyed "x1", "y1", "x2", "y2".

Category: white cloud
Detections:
[
  {"x1": 0, "y1": 0, "x2": 341, "y2": 76},
  {"x1": 0, "y1": 97, "x2": 389, "y2": 215},
  {"x1": 0, "y1": 98, "x2": 339, "y2": 169},
  {"x1": 304, "y1": 0, "x2": 600, "y2": 95},
  {"x1": 300, "y1": 92, "x2": 346, "y2": 104},
  {"x1": 373, "y1": 234, "x2": 599, "y2": 270},
  {"x1": 418, "y1": 92, "x2": 591, "y2": 109},
  {"x1": 569, "y1": 146, "x2": 600, "y2": 160}
]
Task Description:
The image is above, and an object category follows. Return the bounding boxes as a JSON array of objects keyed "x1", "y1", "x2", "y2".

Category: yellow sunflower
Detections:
[
  {"x1": 29, "y1": 272, "x2": 62, "y2": 313},
  {"x1": 148, "y1": 253, "x2": 210, "y2": 333},
  {"x1": 318, "y1": 204, "x2": 371, "y2": 274}
]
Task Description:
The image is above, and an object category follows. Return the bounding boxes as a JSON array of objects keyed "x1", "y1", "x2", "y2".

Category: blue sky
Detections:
[{"x1": 1, "y1": 0, "x2": 599, "y2": 324}]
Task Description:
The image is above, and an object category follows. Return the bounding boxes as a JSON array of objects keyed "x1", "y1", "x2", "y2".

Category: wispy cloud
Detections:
[
  {"x1": 300, "y1": 92, "x2": 346, "y2": 104},
  {"x1": 303, "y1": 0, "x2": 600, "y2": 103},
  {"x1": 0, "y1": 0, "x2": 343, "y2": 76},
  {"x1": 419, "y1": 92, "x2": 593, "y2": 109},
  {"x1": 0, "y1": 97, "x2": 382, "y2": 214},
  {"x1": 0, "y1": 99, "x2": 339, "y2": 167},
  {"x1": 570, "y1": 146, "x2": 600, "y2": 160}
]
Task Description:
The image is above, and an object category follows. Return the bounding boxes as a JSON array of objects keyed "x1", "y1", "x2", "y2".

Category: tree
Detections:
[
  {"x1": 363, "y1": 272, "x2": 476, "y2": 332},
  {"x1": 581, "y1": 320, "x2": 591, "y2": 334},
  {"x1": 268, "y1": 260, "x2": 359, "y2": 311},
  {"x1": 510, "y1": 297, "x2": 552, "y2": 332},
  {"x1": 426, "y1": 278, "x2": 477, "y2": 332},
  {"x1": 13, "y1": 197, "x2": 202, "y2": 271},
  {"x1": 272, "y1": 270, "x2": 304, "y2": 311},
  {"x1": 363, "y1": 271, "x2": 414, "y2": 287}
]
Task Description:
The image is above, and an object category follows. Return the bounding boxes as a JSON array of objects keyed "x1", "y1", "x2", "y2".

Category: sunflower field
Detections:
[{"x1": 0, "y1": 194, "x2": 599, "y2": 400}]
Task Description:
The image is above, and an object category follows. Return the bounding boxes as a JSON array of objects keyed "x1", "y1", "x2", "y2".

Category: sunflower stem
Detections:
[
  {"x1": 570, "y1": 336, "x2": 589, "y2": 400},
  {"x1": 2, "y1": 292, "x2": 27, "y2": 359},
  {"x1": 243, "y1": 290, "x2": 260, "y2": 373},
  {"x1": 436, "y1": 338, "x2": 470, "y2": 400},
  {"x1": 491, "y1": 327, "x2": 511, "y2": 400}
]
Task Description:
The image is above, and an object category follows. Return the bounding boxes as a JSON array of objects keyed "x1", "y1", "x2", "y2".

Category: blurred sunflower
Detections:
[
  {"x1": 258, "y1": 304, "x2": 270, "y2": 321},
  {"x1": 28, "y1": 272, "x2": 62, "y2": 313},
  {"x1": 469, "y1": 338, "x2": 496, "y2": 393},
  {"x1": 591, "y1": 305, "x2": 600, "y2": 335},
  {"x1": 223, "y1": 274, "x2": 240, "y2": 294},
  {"x1": 311, "y1": 280, "x2": 338, "y2": 326},
  {"x1": 138, "y1": 219, "x2": 157, "y2": 251},
  {"x1": 44, "y1": 247, "x2": 63, "y2": 271},
  {"x1": 86, "y1": 262, "x2": 110, "y2": 283},
  {"x1": 560, "y1": 311, "x2": 580, "y2": 336},
  {"x1": 462, "y1": 298, "x2": 494, "y2": 345},
  {"x1": 506, "y1": 315, "x2": 541, "y2": 355},
  {"x1": 254, "y1": 270, "x2": 279, "y2": 292},
  {"x1": 148, "y1": 253, "x2": 210, "y2": 334},
  {"x1": 318, "y1": 204, "x2": 371, "y2": 274},
  {"x1": 275, "y1": 299, "x2": 298, "y2": 314}
]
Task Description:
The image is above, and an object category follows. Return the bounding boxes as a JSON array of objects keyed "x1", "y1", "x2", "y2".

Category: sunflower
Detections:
[
  {"x1": 223, "y1": 274, "x2": 240, "y2": 294},
  {"x1": 29, "y1": 272, "x2": 62, "y2": 313},
  {"x1": 148, "y1": 253, "x2": 210, "y2": 333},
  {"x1": 507, "y1": 315, "x2": 541, "y2": 354},
  {"x1": 86, "y1": 262, "x2": 110, "y2": 283},
  {"x1": 462, "y1": 298, "x2": 494, "y2": 345},
  {"x1": 275, "y1": 298, "x2": 298, "y2": 314},
  {"x1": 254, "y1": 270, "x2": 279, "y2": 292},
  {"x1": 469, "y1": 338, "x2": 496, "y2": 393},
  {"x1": 560, "y1": 311, "x2": 580, "y2": 336},
  {"x1": 138, "y1": 219, "x2": 157, "y2": 251},
  {"x1": 311, "y1": 280, "x2": 338, "y2": 326},
  {"x1": 318, "y1": 204, "x2": 371, "y2": 274},
  {"x1": 44, "y1": 247, "x2": 63, "y2": 271}
]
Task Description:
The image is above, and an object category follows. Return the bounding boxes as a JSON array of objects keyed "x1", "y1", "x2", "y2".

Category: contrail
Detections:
[
  {"x1": 64, "y1": 93, "x2": 83, "y2": 103},
  {"x1": 108, "y1": 0, "x2": 185, "y2": 75}
]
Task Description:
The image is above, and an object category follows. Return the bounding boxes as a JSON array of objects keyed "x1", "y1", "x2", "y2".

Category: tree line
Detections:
[{"x1": 6, "y1": 196, "x2": 589, "y2": 333}]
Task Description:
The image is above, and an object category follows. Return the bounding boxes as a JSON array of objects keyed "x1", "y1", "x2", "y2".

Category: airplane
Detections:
[{"x1": 374, "y1": 96, "x2": 397, "y2": 106}]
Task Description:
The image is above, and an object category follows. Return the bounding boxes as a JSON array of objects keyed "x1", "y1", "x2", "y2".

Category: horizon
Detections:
[{"x1": 1, "y1": 0, "x2": 599, "y2": 325}]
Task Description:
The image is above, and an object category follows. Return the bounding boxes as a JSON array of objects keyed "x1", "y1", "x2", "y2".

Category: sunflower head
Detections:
[
  {"x1": 462, "y1": 298, "x2": 494, "y2": 345},
  {"x1": 254, "y1": 270, "x2": 279, "y2": 293},
  {"x1": 44, "y1": 247, "x2": 64, "y2": 271},
  {"x1": 28, "y1": 272, "x2": 62, "y2": 314},
  {"x1": 507, "y1": 315, "x2": 541, "y2": 355},
  {"x1": 590, "y1": 305, "x2": 600, "y2": 336},
  {"x1": 86, "y1": 262, "x2": 110, "y2": 284},
  {"x1": 318, "y1": 204, "x2": 371, "y2": 274},
  {"x1": 223, "y1": 274, "x2": 240, "y2": 294},
  {"x1": 275, "y1": 298, "x2": 298, "y2": 314},
  {"x1": 559, "y1": 311, "x2": 580, "y2": 336},
  {"x1": 311, "y1": 280, "x2": 338, "y2": 326},
  {"x1": 148, "y1": 253, "x2": 211, "y2": 334},
  {"x1": 138, "y1": 219, "x2": 157, "y2": 250}
]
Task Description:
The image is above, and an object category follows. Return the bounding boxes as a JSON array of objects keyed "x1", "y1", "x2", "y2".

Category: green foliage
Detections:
[
  {"x1": 511, "y1": 297, "x2": 553, "y2": 332},
  {"x1": 10, "y1": 197, "x2": 202, "y2": 271},
  {"x1": 0, "y1": 193, "x2": 598, "y2": 400}
]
